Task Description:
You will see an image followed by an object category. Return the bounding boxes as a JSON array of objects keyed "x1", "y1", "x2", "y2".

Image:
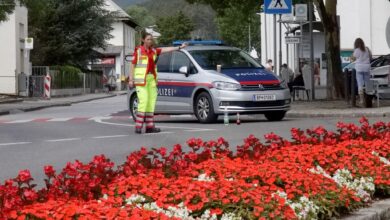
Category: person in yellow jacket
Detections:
[{"x1": 129, "y1": 32, "x2": 188, "y2": 134}]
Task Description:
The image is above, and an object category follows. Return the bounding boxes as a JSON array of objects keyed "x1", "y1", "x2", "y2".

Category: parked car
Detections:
[
  {"x1": 343, "y1": 54, "x2": 390, "y2": 80},
  {"x1": 127, "y1": 41, "x2": 291, "y2": 123}
]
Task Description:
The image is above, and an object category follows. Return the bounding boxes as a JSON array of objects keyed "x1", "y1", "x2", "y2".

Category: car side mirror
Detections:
[
  {"x1": 179, "y1": 66, "x2": 189, "y2": 76},
  {"x1": 125, "y1": 55, "x2": 133, "y2": 62}
]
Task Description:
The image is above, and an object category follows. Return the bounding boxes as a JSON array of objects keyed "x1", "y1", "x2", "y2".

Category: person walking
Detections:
[
  {"x1": 128, "y1": 32, "x2": 188, "y2": 134},
  {"x1": 351, "y1": 38, "x2": 372, "y2": 106}
]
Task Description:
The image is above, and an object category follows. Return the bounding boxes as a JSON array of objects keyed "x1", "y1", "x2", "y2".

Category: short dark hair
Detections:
[{"x1": 267, "y1": 59, "x2": 272, "y2": 63}]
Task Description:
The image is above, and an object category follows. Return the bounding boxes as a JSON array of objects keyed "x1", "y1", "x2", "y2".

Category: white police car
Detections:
[{"x1": 128, "y1": 40, "x2": 291, "y2": 123}]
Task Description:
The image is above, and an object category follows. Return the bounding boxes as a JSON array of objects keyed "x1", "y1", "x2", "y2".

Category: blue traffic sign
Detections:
[{"x1": 264, "y1": 0, "x2": 292, "y2": 14}]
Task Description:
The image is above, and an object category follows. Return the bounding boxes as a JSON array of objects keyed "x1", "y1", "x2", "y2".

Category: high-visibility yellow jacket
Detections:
[{"x1": 133, "y1": 47, "x2": 158, "y2": 86}]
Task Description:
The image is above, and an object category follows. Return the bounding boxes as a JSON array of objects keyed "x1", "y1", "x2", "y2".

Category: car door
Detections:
[
  {"x1": 159, "y1": 51, "x2": 198, "y2": 113},
  {"x1": 155, "y1": 53, "x2": 172, "y2": 112}
]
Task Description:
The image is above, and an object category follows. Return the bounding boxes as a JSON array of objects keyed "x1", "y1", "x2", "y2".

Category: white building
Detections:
[
  {"x1": 92, "y1": 0, "x2": 138, "y2": 90},
  {"x1": 260, "y1": 0, "x2": 390, "y2": 86},
  {"x1": 0, "y1": 4, "x2": 29, "y2": 95}
]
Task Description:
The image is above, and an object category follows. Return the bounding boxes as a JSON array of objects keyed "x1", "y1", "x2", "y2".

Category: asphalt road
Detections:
[{"x1": 0, "y1": 95, "x2": 389, "y2": 186}]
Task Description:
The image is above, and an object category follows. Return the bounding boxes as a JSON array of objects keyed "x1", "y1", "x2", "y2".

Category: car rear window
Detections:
[{"x1": 189, "y1": 49, "x2": 263, "y2": 70}]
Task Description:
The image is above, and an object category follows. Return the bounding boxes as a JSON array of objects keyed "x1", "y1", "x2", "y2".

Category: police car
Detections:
[{"x1": 127, "y1": 40, "x2": 291, "y2": 123}]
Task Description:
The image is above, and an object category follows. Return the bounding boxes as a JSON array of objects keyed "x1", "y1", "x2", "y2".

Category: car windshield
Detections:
[{"x1": 189, "y1": 49, "x2": 263, "y2": 70}]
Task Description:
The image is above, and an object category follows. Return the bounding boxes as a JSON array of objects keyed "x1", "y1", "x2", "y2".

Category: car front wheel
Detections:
[
  {"x1": 194, "y1": 92, "x2": 218, "y2": 123},
  {"x1": 264, "y1": 111, "x2": 286, "y2": 121},
  {"x1": 129, "y1": 95, "x2": 138, "y2": 122}
]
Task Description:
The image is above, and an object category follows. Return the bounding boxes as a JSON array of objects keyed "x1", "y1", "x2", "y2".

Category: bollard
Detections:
[
  {"x1": 44, "y1": 74, "x2": 51, "y2": 99},
  {"x1": 351, "y1": 69, "x2": 356, "y2": 107}
]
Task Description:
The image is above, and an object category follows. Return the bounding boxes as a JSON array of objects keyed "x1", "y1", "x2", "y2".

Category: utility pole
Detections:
[{"x1": 309, "y1": 0, "x2": 315, "y2": 100}]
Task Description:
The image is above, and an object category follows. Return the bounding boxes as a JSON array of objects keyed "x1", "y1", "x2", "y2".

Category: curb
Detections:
[
  {"x1": 286, "y1": 112, "x2": 390, "y2": 118},
  {"x1": 341, "y1": 199, "x2": 390, "y2": 220},
  {"x1": 0, "y1": 98, "x2": 23, "y2": 104},
  {"x1": 0, "y1": 93, "x2": 123, "y2": 116}
]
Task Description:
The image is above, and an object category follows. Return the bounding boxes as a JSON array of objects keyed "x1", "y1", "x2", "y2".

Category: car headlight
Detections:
[
  {"x1": 212, "y1": 81, "x2": 241, "y2": 91},
  {"x1": 279, "y1": 80, "x2": 288, "y2": 89},
  {"x1": 275, "y1": 76, "x2": 287, "y2": 89}
]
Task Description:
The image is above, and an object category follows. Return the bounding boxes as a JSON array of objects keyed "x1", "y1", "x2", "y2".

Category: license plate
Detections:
[{"x1": 253, "y1": 94, "x2": 276, "y2": 101}]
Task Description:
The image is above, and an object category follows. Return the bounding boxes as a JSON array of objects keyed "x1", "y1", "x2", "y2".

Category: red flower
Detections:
[
  {"x1": 16, "y1": 170, "x2": 32, "y2": 183},
  {"x1": 44, "y1": 165, "x2": 56, "y2": 177}
]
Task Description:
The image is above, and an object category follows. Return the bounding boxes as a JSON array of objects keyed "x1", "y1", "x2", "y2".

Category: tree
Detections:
[
  {"x1": 185, "y1": 0, "x2": 261, "y2": 53},
  {"x1": 313, "y1": 0, "x2": 343, "y2": 99},
  {"x1": 156, "y1": 11, "x2": 194, "y2": 45},
  {"x1": 126, "y1": 5, "x2": 155, "y2": 28},
  {"x1": 0, "y1": 0, "x2": 26, "y2": 22},
  {"x1": 27, "y1": 0, "x2": 114, "y2": 67},
  {"x1": 216, "y1": 7, "x2": 260, "y2": 52}
]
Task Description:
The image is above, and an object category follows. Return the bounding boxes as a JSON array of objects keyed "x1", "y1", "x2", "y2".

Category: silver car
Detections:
[{"x1": 127, "y1": 44, "x2": 291, "y2": 123}]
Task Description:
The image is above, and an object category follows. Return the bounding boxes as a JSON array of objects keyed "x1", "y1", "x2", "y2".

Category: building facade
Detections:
[
  {"x1": 260, "y1": 0, "x2": 390, "y2": 86},
  {"x1": 0, "y1": 5, "x2": 29, "y2": 95},
  {"x1": 92, "y1": 0, "x2": 138, "y2": 90}
]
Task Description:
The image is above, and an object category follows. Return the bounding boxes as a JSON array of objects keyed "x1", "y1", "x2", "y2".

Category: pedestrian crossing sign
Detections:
[{"x1": 264, "y1": 0, "x2": 292, "y2": 14}]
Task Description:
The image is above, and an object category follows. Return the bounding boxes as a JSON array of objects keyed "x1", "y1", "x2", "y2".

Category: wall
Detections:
[
  {"x1": 0, "y1": 5, "x2": 28, "y2": 95},
  {"x1": 107, "y1": 22, "x2": 124, "y2": 46},
  {"x1": 338, "y1": 0, "x2": 390, "y2": 56}
]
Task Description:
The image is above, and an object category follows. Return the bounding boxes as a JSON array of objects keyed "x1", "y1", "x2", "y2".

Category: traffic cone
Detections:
[{"x1": 236, "y1": 112, "x2": 241, "y2": 125}]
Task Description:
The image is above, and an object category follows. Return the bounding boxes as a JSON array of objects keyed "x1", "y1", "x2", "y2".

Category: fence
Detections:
[{"x1": 30, "y1": 66, "x2": 104, "y2": 97}]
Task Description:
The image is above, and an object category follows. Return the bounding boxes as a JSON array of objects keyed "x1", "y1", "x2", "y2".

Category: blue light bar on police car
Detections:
[{"x1": 172, "y1": 40, "x2": 224, "y2": 46}]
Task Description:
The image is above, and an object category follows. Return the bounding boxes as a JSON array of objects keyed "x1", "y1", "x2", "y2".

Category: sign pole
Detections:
[
  {"x1": 279, "y1": 14, "x2": 282, "y2": 75},
  {"x1": 309, "y1": 1, "x2": 315, "y2": 100},
  {"x1": 264, "y1": 14, "x2": 268, "y2": 61},
  {"x1": 273, "y1": 14, "x2": 277, "y2": 74}
]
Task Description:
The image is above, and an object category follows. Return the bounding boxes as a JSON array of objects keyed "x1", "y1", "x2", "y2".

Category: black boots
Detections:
[
  {"x1": 135, "y1": 127, "x2": 142, "y2": 134},
  {"x1": 134, "y1": 127, "x2": 161, "y2": 134},
  {"x1": 145, "y1": 127, "x2": 161, "y2": 133}
]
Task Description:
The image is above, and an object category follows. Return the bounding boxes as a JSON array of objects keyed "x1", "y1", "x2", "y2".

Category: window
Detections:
[
  {"x1": 172, "y1": 52, "x2": 191, "y2": 73},
  {"x1": 189, "y1": 49, "x2": 262, "y2": 70},
  {"x1": 157, "y1": 53, "x2": 172, "y2": 72},
  {"x1": 19, "y1": 23, "x2": 25, "y2": 40}
]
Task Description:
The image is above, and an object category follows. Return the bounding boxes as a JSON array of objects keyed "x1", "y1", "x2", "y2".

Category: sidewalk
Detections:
[
  {"x1": 1, "y1": 90, "x2": 390, "y2": 117},
  {"x1": 0, "y1": 91, "x2": 126, "y2": 115},
  {"x1": 288, "y1": 99, "x2": 390, "y2": 118}
]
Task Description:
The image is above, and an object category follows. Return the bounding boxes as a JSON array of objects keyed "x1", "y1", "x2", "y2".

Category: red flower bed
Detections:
[{"x1": 1, "y1": 117, "x2": 390, "y2": 219}]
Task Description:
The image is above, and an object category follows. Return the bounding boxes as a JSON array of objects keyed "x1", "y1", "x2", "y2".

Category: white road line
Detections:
[
  {"x1": 48, "y1": 118, "x2": 72, "y2": 122},
  {"x1": 92, "y1": 135, "x2": 129, "y2": 139},
  {"x1": 169, "y1": 115, "x2": 193, "y2": 118},
  {"x1": 93, "y1": 118, "x2": 215, "y2": 131},
  {"x1": 142, "y1": 132, "x2": 175, "y2": 135},
  {"x1": 0, "y1": 142, "x2": 32, "y2": 146},
  {"x1": 89, "y1": 116, "x2": 112, "y2": 121},
  {"x1": 183, "y1": 129, "x2": 215, "y2": 132},
  {"x1": 5, "y1": 119, "x2": 33, "y2": 124},
  {"x1": 45, "y1": 138, "x2": 81, "y2": 142}
]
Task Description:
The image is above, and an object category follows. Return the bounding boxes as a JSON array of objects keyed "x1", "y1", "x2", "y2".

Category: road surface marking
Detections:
[
  {"x1": 142, "y1": 132, "x2": 175, "y2": 135},
  {"x1": 92, "y1": 135, "x2": 129, "y2": 139},
  {"x1": 4, "y1": 119, "x2": 33, "y2": 124},
  {"x1": 45, "y1": 138, "x2": 81, "y2": 142},
  {"x1": 93, "y1": 118, "x2": 215, "y2": 132},
  {"x1": 48, "y1": 117, "x2": 73, "y2": 122},
  {"x1": 0, "y1": 142, "x2": 32, "y2": 146}
]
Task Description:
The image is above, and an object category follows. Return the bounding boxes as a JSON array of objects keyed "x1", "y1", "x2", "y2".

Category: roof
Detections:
[
  {"x1": 94, "y1": 45, "x2": 123, "y2": 56},
  {"x1": 104, "y1": 0, "x2": 139, "y2": 27}
]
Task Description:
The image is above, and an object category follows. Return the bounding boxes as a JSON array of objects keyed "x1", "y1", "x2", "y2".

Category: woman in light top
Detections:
[{"x1": 352, "y1": 38, "x2": 372, "y2": 105}]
